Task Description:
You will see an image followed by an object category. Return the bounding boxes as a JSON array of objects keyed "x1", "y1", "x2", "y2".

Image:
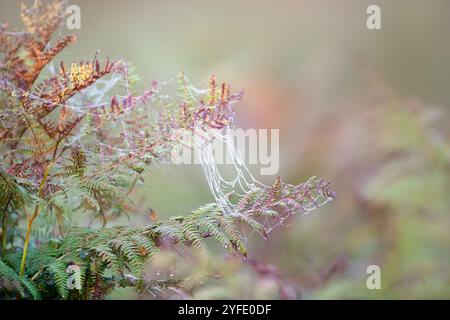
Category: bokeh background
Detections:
[{"x1": 2, "y1": 0, "x2": 450, "y2": 299}]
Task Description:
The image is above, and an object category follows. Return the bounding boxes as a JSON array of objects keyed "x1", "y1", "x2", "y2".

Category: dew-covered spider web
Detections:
[
  {"x1": 2, "y1": 62, "x2": 334, "y2": 239},
  {"x1": 188, "y1": 120, "x2": 334, "y2": 241}
]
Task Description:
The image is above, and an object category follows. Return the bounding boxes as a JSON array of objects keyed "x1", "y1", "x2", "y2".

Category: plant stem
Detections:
[
  {"x1": 19, "y1": 218, "x2": 33, "y2": 276},
  {"x1": 19, "y1": 140, "x2": 60, "y2": 276},
  {"x1": 19, "y1": 175, "x2": 50, "y2": 276},
  {"x1": 118, "y1": 175, "x2": 139, "y2": 205},
  {"x1": 93, "y1": 190, "x2": 107, "y2": 227}
]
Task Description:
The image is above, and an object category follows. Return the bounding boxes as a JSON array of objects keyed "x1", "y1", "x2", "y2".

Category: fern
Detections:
[
  {"x1": 48, "y1": 260, "x2": 69, "y2": 299},
  {"x1": 0, "y1": 259, "x2": 40, "y2": 299},
  {"x1": 0, "y1": 0, "x2": 334, "y2": 300}
]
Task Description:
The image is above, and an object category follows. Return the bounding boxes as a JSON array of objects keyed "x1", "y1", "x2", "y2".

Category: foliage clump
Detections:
[{"x1": 0, "y1": 0, "x2": 334, "y2": 299}]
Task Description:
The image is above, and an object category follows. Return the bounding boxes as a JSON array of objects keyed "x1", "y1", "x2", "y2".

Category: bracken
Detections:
[{"x1": 0, "y1": 0, "x2": 334, "y2": 300}]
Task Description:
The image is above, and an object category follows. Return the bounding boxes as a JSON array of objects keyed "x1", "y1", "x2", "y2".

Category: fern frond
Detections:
[
  {"x1": 0, "y1": 259, "x2": 40, "y2": 299},
  {"x1": 48, "y1": 259, "x2": 69, "y2": 299}
]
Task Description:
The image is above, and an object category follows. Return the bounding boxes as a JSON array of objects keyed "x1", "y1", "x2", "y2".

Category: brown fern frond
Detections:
[
  {"x1": 23, "y1": 35, "x2": 77, "y2": 88},
  {"x1": 20, "y1": 0, "x2": 65, "y2": 51}
]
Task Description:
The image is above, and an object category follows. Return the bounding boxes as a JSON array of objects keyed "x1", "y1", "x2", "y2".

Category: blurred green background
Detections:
[{"x1": 2, "y1": 0, "x2": 450, "y2": 299}]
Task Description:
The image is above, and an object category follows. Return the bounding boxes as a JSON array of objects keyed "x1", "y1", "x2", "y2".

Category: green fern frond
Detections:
[
  {"x1": 48, "y1": 259, "x2": 69, "y2": 299},
  {"x1": 0, "y1": 259, "x2": 40, "y2": 299}
]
